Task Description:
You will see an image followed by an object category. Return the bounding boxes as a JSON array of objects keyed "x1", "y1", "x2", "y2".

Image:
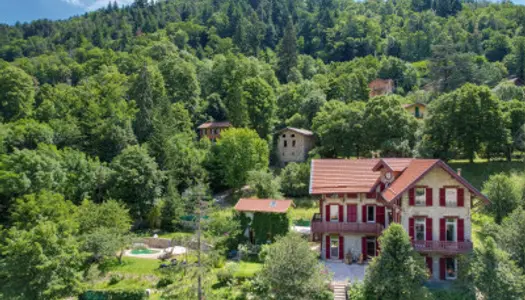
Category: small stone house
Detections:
[
  {"x1": 403, "y1": 103, "x2": 427, "y2": 119},
  {"x1": 277, "y1": 127, "x2": 315, "y2": 166}
]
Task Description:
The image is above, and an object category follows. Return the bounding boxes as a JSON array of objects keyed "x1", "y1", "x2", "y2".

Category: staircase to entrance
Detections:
[{"x1": 333, "y1": 282, "x2": 347, "y2": 300}]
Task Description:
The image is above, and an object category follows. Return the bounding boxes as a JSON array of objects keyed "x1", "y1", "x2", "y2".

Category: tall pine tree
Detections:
[{"x1": 277, "y1": 18, "x2": 298, "y2": 83}]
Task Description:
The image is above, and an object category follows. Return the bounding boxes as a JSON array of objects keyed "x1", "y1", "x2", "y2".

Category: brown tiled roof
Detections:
[
  {"x1": 234, "y1": 198, "x2": 293, "y2": 213},
  {"x1": 382, "y1": 160, "x2": 439, "y2": 201},
  {"x1": 310, "y1": 159, "x2": 381, "y2": 195},
  {"x1": 278, "y1": 127, "x2": 314, "y2": 136},
  {"x1": 197, "y1": 121, "x2": 232, "y2": 129},
  {"x1": 372, "y1": 158, "x2": 413, "y2": 172},
  {"x1": 310, "y1": 158, "x2": 489, "y2": 204}
]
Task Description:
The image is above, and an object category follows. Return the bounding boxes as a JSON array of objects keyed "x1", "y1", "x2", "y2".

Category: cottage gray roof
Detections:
[{"x1": 278, "y1": 127, "x2": 314, "y2": 136}]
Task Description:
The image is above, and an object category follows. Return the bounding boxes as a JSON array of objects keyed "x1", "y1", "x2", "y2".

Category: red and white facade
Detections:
[{"x1": 309, "y1": 158, "x2": 489, "y2": 281}]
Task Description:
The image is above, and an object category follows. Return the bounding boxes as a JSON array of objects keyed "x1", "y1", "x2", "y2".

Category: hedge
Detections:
[{"x1": 78, "y1": 289, "x2": 147, "y2": 300}]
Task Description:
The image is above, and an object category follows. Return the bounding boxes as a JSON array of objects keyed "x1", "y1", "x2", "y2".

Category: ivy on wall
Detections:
[{"x1": 250, "y1": 212, "x2": 290, "y2": 244}]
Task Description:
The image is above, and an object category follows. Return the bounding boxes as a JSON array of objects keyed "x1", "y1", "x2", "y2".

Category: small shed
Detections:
[{"x1": 234, "y1": 198, "x2": 293, "y2": 244}]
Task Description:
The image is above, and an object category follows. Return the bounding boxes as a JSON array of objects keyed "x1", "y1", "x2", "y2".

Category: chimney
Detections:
[{"x1": 457, "y1": 168, "x2": 462, "y2": 176}]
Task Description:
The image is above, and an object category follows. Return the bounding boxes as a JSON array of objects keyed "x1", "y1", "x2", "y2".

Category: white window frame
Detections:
[
  {"x1": 367, "y1": 206, "x2": 376, "y2": 223},
  {"x1": 446, "y1": 218, "x2": 457, "y2": 242},
  {"x1": 330, "y1": 236, "x2": 339, "y2": 258},
  {"x1": 446, "y1": 188, "x2": 457, "y2": 207},
  {"x1": 415, "y1": 188, "x2": 426, "y2": 206},
  {"x1": 445, "y1": 257, "x2": 457, "y2": 280},
  {"x1": 330, "y1": 205, "x2": 339, "y2": 223},
  {"x1": 415, "y1": 218, "x2": 426, "y2": 241}
]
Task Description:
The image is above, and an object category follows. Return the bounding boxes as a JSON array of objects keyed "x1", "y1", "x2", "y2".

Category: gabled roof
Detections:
[
  {"x1": 278, "y1": 127, "x2": 314, "y2": 137},
  {"x1": 403, "y1": 103, "x2": 427, "y2": 109},
  {"x1": 381, "y1": 160, "x2": 439, "y2": 201},
  {"x1": 309, "y1": 158, "x2": 489, "y2": 204},
  {"x1": 310, "y1": 159, "x2": 380, "y2": 194},
  {"x1": 234, "y1": 198, "x2": 293, "y2": 213},
  {"x1": 197, "y1": 121, "x2": 232, "y2": 129}
]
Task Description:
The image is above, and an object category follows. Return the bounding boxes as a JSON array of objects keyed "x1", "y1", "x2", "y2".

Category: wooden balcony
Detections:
[
  {"x1": 311, "y1": 214, "x2": 384, "y2": 235},
  {"x1": 412, "y1": 240, "x2": 473, "y2": 254}
]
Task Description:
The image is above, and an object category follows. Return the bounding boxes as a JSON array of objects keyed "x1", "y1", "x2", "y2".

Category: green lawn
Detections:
[
  {"x1": 448, "y1": 160, "x2": 524, "y2": 190},
  {"x1": 234, "y1": 262, "x2": 263, "y2": 278},
  {"x1": 101, "y1": 257, "x2": 162, "y2": 275}
]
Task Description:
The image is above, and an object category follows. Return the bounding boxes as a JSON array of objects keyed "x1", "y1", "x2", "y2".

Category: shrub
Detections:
[
  {"x1": 217, "y1": 262, "x2": 239, "y2": 285},
  {"x1": 156, "y1": 277, "x2": 173, "y2": 288},
  {"x1": 109, "y1": 273, "x2": 123, "y2": 285},
  {"x1": 347, "y1": 282, "x2": 366, "y2": 300}
]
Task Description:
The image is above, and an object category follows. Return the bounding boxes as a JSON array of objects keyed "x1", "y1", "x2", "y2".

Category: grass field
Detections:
[
  {"x1": 101, "y1": 257, "x2": 162, "y2": 275},
  {"x1": 448, "y1": 160, "x2": 524, "y2": 190},
  {"x1": 234, "y1": 262, "x2": 263, "y2": 278}
]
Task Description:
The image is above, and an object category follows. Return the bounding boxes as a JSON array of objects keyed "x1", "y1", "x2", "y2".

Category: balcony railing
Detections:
[
  {"x1": 311, "y1": 214, "x2": 384, "y2": 235},
  {"x1": 412, "y1": 240, "x2": 473, "y2": 254}
]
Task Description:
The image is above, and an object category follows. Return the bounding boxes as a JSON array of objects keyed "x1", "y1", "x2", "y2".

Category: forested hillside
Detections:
[
  {"x1": 2, "y1": 0, "x2": 525, "y2": 298},
  {"x1": 0, "y1": 0, "x2": 525, "y2": 217},
  {"x1": 0, "y1": 0, "x2": 524, "y2": 214}
]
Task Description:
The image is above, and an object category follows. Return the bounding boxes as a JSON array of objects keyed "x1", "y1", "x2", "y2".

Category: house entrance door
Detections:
[{"x1": 330, "y1": 237, "x2": 339, "y2": 258}]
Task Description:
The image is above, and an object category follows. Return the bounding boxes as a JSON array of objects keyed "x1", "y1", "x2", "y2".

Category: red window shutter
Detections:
[
  {"x1": 457, "y1": 188, "x2": 464, "y2": 207},
  {"x1": 339, "y1": 236, "x2": 344, "y2": 259},
  {"x1": 347, "y1": 204, "x2": 357, "y2": 223},
  {"x1": 426, "y1": 257, "x2": 433, "y2": 275},
  {"x1": 426, "y1": 188, "x2": 433, "y2": 206},
  {"x1": 409, "y1": 188, "x2": 415, "y2": 206},
  {"x1": 426, "y1": 218, "x2": 433, "y2": 241},
  {"x1": 439, "y1": 258, "x2": 446, "y2": 280},
  {"x1": 361, "y1": 237, "x2": 367, "y2": 257},
  {"x1": 362, "y1": 205, "x2": 367, "y2": 223},
  {"x1": 458, "y1": 219, "x2": 465, "y2": 242},
  {"x1": 440, "y1": 218, "x2": 446, "y2": 241},
  {"x1": 376, "y1": 206, "x2": 385, "y2": 226},
  {"x1": 409, "y1": 218, "x2": 415, "y2": 240},
  {"x1": 325, "y1": 205, "x2": 330, "y2": 222},
  {"x1": 338, "y1": 205, "x2": 344, "y2": 222},
  {"x1": 440, "y1": 188, "x2": 446, "y2": 206},
  {"x1": 375, "y1": 237, "x2": 379, "y2": 256},
  {"x1": 325, "y1": 236, "x2": 331, "y2": 259}
]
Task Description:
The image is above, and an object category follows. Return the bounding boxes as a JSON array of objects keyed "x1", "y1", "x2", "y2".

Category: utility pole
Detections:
[{"x1": 197, "y1": 191, "x2": 202, "y2": 300}]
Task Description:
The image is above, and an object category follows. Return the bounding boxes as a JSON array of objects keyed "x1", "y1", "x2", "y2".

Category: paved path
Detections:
[{"x1": 324, "y1": 261, "x2": 366, "y2": 282}]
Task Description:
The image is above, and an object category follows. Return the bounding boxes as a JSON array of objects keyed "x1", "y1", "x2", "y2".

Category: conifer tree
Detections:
[{"x1": 277, "y1": 18, "x2": 298, "y2": 83}]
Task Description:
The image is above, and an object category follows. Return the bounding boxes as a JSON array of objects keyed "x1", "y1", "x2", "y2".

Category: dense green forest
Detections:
[{"x1": 2, "y1": 0, "x2": 525, "y2": 298}]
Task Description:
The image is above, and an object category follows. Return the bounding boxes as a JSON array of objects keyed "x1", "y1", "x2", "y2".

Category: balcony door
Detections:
[
  {"x1": 446, "y1": 219, "x2": 457, "y2": 242},
  {"x1": 330, "y1": 205, "x2": 339, "y2": 223}
]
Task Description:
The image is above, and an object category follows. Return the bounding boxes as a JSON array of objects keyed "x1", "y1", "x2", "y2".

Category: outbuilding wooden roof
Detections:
[
  {"x1": 234, "y1": 198, "x2": 293, "y2": 213},
  {"x1": 309, "y1": 158, "x2": 489, "y2": 204},
  {"x1": 197, "y1": 121, "x2": 232, "y2": 129}
]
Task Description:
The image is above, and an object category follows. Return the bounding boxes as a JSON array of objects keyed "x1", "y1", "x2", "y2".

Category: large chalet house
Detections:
[{"x1": 309, "y1": 158, "x2": 489, "y2": 281}]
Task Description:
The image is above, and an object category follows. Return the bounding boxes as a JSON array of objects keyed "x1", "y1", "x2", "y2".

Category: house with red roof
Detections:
[
  {"x1": 234, "y1": 198, "x2": 293, "y2": 244},
  {"x1": 197, "y1": 121, "x2": 232, "y2": 142},
  {"x1": 309, "y1": 158, "x2": 489, "y2": 281}
]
